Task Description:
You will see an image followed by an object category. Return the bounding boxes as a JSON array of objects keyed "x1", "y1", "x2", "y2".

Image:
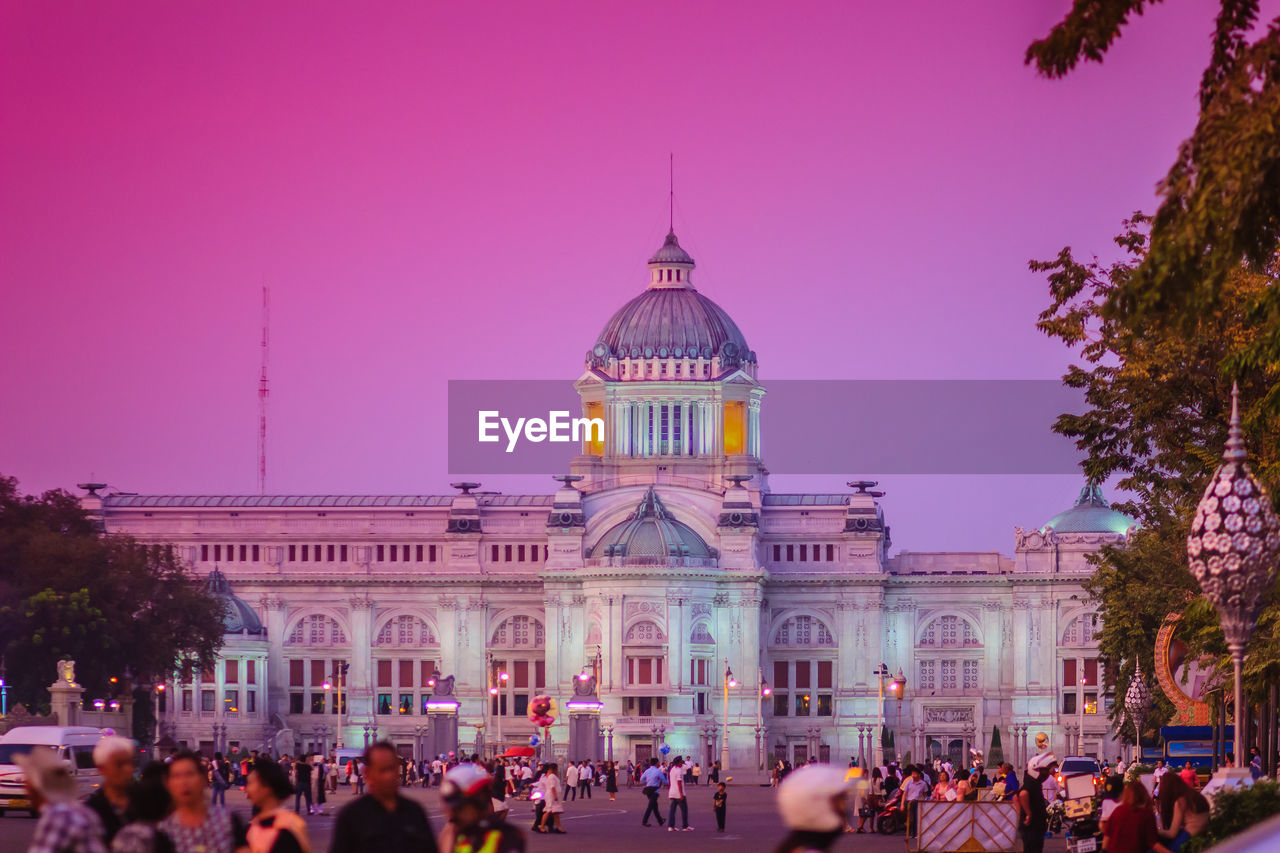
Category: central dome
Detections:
[
  {"x1": 1041, "y1": 483, "x2": 1137, "y2": 535},
  {"x1": 590, "y1": 229, "x2": 754, "y2": 365},
  {"x1": 588, "y1": 487, "x2": 715, "y2": 566}
]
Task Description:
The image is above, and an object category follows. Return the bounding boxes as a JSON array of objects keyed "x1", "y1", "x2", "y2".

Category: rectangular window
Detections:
[
  {"x1": 225, "y1": 660, "x2": 239, "y2": 684},
  {"x1": 817, "y1": 660, "x2": 833, "y2": 689},
  {"x1": 422, "y1": 661, "x2": 436, "y2": 686},
  {"x1": 252, "y1": 544, "x2": 260, "y2": 561},
  {"x1": 311, "y1": 692, "x2": 325, "y2": 714},
  {"x1": 247, "y1": 660, "x2": 256, "y2": 684},
  {"x1": 289, "y1": 693, "x2": 304, "y2": 714},
  {"x1": 377, "y1": 545, "x2": 385, "y2": 562},
  {"x1": 239, "y1": 545, "x2": 247, "y2": 561},
  {"x1": 787, "y1": 544, "x2": 795, "y2": 561},
  {"x1": 963, "y1": 660, "x2": 979, "y2": 690},
  {"x1": 919, "y1": 660, "x2": 936, "y2": 690},
  {"x1": 518, "y1": 544, "x2": 526, "y2": 561},
  {"x1": 1062, "y1": 693, "x2": 1077, "y2": 714},
  {"x1": 311, "y1": 659, "x2": 326, "y2": 686},
  {"x1": 226, "y1": 544, "x2": 234, "y2": 560},
  {"x1": 399, "y1": 660, "x2": 414, "y2": 688},
  {"x1": 429, "y1": 544, "x2": 437, "y2": 561},
  {"x1": 288, "y1": 545, "x2": 296, "y2": 561},
  {"x1": 773, "y1": 545, "x2": 781, "y2": 562},
  {"x1": 505, "y1": 544, "x2": 513, "y2": 562},
  {"x1": 1084, "y1": 658, "x2": 1099, "y2": 687},
  {"x1": 826, "y1": 544, "x2": 835, "y2": 561},
  {"x1": 201, "y1": 690, "x2": 216, "y2": 712},
  {"x1": 795, "y1": 661, "x2": 811, "y2": 689},
  {"x1": 201, "y1": 544, "x2": 209, "y2": 561},
  {"x1": 340, "y1": 545, "x2": 348, "y2": 561},
  {"x1": 514, "y1": 694, "x2": 530, "y2": 717},
  {"x1": 491, "y1": 544, "x2": 499, "y2": 562},
  {"x1": 328, "y1": 544, "x2": 335, "y2": 561},
  {"x1": 531, "y1": 545, "x2": 539, "y2": 561},
  {"x1": 246, "y1": 690, "x2": 256, "y2": 712},
  {"x1": 378, "y1": 659, "x2": 392, "y2": 688},
  {"x1": 942, "y1": 659, "x2": 958, "y2": 690},
  {"x1": 389, "y1": 544, "x2": 397, "y2": 562},
  {"x1": 399, "y1": 694, "x2": 413, "y2": 715},
  {"x1": 774, "y1": 660, "x2": 789, "y2": 689},
  {"x1": 812, "y1": 543, "x2": 820, "y2": 560},
  {"x1": 817, "y1": 694, "x2": 833, "y2": 716},
  {"x1": 638, "y1": 658, "x2": 652, "y2": 684},
  {"x1": 639, "y1": 696, "x2": 653, "y2": 715},
  {"x1": 535, "y1": 661, "x2": 545, "y2": 688},
  {"x1": 377, "y1": 694, "x2": 392, "y2": 715},
  {"x1": 301, "y1": 544, "x2": 308, "y2": 561},
  {"x1": 290, "y1": 659, "x2": 304, "y2": 687},
  {"x1": 795, "y1": 693, "x2": 811, "y2": 716},
  {"x1": 800, "y1": 544, "x2": 807, "y2": 561},
  {"x1": 402, "y1": 545, "x2": 409, "y2": 561},
  {"x1": 1063, "y1": 658, "x2": 1077, "y2": 687},
  {"x1": 1084, "y1": 692, "x2": 1098, "y2": 714},
  {"x1": 214, "y1": 544, "x2": 222, "y2": 562},
  {"x1": 696, "y1": 692, "x2": 706, "y2": 715},
  {"x1": 182, "y1": 690, "x2": 193, "y2": 712},
  {"x1": 514, "y1": 660, "x2": 529, "y2": 688},
  {"x1": 416, "y1": 545, "x2": 424, "y2": 562}
]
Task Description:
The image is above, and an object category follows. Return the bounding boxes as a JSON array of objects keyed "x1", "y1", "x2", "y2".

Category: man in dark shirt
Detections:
[
  {"x1": 295, "y1": 752, "x2": 314, "y2": 815},
  {"x1": 85, "y1": 736, "x2": 136, "y2": 843},
  {"x1": 331, "y1": 741, "x2": 439, "y2": 853}
]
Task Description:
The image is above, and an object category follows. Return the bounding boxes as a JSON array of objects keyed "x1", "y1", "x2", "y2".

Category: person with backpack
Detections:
[{"x1": 207, "y1": 752, "x2": 231, "y2": 809}]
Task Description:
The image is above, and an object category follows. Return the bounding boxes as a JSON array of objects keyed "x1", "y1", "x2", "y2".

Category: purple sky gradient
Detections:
[{"x1": 0, "y1": 1, "x2": 1228, "y2": 551}]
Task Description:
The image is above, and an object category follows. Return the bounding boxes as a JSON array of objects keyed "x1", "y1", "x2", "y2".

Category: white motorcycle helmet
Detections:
[{"x1": 778, "y1": 764, "x2": 852, "y2": 833}]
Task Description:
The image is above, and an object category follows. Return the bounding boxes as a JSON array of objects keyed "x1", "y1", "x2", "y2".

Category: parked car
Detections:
[
  {"x1": 0, "y1": 726, "x2": 111, "y2": 817},
  {"x1": 1056, "y1": 756, "x2": 1104, "y2": 794}
]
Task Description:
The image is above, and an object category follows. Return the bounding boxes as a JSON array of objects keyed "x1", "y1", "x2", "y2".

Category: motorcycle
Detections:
[
  {"x1": 1046, "y1": 800, "x2": 1065, "y2": 835},
  {"x1": 876, "y1": 787, "x2": 907, "y2": 835},
  {"x1": 1064, "y1": 812, "x2": 1102, "y2": 853}
]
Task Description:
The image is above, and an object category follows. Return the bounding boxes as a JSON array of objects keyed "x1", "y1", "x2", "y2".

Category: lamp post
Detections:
[
  {"x1": 888, "y1": 669, "x2": 906, "y2": 762},
  {"x1": 873, "y1": 663, "x2": 890, "y2": 766},
  {"x1": 721, "y1": 660, "x2": 737, "y2": 772},
  {"x1": 326, "y1": 662, "x2": 348, "y2": 749},
  {"x1": 1187, "y1": 383, "x2": 1280, "y2": 779},
  {"x1": 1, "y1": 655, "x2": 8, "y2": 716},
  {"x1": 153, "y1": 683, "x2": 166, "y2": 754},
  {"x1": 1124, "y1": 663, "x2": 1151, "y2": 765},
  {"x1": 758, "y1": 668, "x2": 771, "y2": 772}
]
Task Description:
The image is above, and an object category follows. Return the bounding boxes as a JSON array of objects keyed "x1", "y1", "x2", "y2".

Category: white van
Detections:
[
  {"x1": 0, "y1": 726, "x2": 109, "y2": 816},
  {"x1": 333, "y1": 747, "x2": 363, "y2": 784}
]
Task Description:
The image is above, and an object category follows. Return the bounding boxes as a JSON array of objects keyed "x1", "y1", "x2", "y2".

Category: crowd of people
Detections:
[{"x1": 16, "y1": 731, "x2": 1242, "y2": 853}]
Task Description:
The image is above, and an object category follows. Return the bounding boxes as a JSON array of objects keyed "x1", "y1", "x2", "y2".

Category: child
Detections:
[{"x1": 714, "y1": 782, "x2": 728, "y2": 832}]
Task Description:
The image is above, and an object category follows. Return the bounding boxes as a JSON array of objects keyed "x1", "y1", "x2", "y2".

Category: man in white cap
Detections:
[
  {"x1": 1015, "y1": 752, "x2": 1059, "y2": 853},
  {"x1": 774, "y1": 763, "x2": 851, "y2": 853},
  {"x1": 18, "y1": 746, "x2": 107, "y2": 853},
  {"x1": 85, "y1": 735, "x2": 135, "y2": 844}
]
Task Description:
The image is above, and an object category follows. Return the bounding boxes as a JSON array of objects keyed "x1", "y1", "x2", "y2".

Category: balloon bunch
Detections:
[
  {"x1": 529, "y1": 734, "x2": 541, "y2": 747},
  {"x1": 659, "y1": 744, "x2": 671, "y2": 755},
  {"x1": 528, "y1": 694, "x2": 558, "y2": 728}
]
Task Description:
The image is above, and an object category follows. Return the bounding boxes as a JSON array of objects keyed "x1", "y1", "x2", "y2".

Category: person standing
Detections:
[
  {"x1": 158, "y1": 752, "x2": 246, "y2": 853},
  {"x1": 293, "y1": 754, "x2": 313, "y2": 816},
  {"x1": 330, "y1": 742, "x2": 438, "y2": 853},
  {"x1": 313, "y1": 756, "x2": 327, "y2": 816},
  {"x1": 666, "y1": 756, "x2": 691, "y2": 832},
  {"x1": 246, "y1": 759, "x2": 310, "y2": 853},
  {"x1": 18, "y1": 747, "x2": 107, "y2": 853},
  {"x1": 562, "y1": 760, "x2": 578, "y2": 801},
  {"x1": 110, "y1": 762, "x2": 175, "y2": 853},
  {"x1": 577, "y1": 761, "x2": 592, "y2": 800},
  {"x1": 639, "y1": 758, "x2": 666, "y2": 828},
  {"x1": 1014, "y1": 754, "x2": 1058, "y2": 853},
  {"x1": 536, "y1": 764, "x2": 565, "y2": 835},
  {"x1": 208, "y1": 753, "x2": 231, "y2": 809},
  {"x1": 604, "y1": 761, "x2": 618, "y2": 802},
  {"x1": 901, "y1": 766, "x2": 930, "y2": 837},
  {"x1": 85, "y1": 736, "x2": 136, "y2": 845},
  {"x1": 713, "y1": 782, "x2": 728, "y2": 833}
]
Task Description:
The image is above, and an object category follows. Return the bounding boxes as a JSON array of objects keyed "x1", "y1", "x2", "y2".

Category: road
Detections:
[{"x1": 0, "y1": 781, "x2": 1072, "y2": 852}]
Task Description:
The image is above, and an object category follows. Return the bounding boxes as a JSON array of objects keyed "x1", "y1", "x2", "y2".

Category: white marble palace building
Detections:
[{"x1": 82, "y1": 228, "x2": 1136, "y2": 771}]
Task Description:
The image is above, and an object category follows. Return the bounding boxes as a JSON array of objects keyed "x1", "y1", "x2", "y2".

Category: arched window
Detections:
[
  {"x1": 1062, "y1": 614, "x2": 1099, "y2": 646},
  {"x1": 919, "y1": 615, "x2": 981, "y2": 648},
  {"x1": 285, "y1": 614, "x2": 347, "y2": 646},
  {"x1": 690, "y1": 622, "x2": 714, "y2": 644},
  {"x1": 490, "y1": 615, "x2": 545, "y2": 648},
  {"x1": 772, "y1": 615, "x2": 835, "y2": 647},
  {"x1": 374, "y1": 615, "x2": 437, "y2": 647},
  {"x1": 624, "y1": 620, "x2": 666, "y2": 643}
]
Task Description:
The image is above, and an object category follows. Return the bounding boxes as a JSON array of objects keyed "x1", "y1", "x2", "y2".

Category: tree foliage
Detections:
[
  {"x1": 0, "y1": 476, "x2": 225, "y2": 717},
  {"x1": 1031, "y1": 218, "x2": 1280, "y2": 735},
  {"x1": 1028, "y1": 1, "x2": 1280, "y2": 328}
]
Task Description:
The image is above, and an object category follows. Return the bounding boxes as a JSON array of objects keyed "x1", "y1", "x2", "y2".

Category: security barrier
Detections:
[{"x1": 911, "y1": 800, "x2": 1022, "y2": 852}]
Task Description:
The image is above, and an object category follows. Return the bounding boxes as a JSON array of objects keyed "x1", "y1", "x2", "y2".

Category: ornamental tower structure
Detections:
[{"x1": 571, "y1": 230, "x2": 766, "y2": 496}]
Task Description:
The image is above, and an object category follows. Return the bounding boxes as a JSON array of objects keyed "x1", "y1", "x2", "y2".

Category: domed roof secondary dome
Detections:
[
  {"x1": 1041, "y1": 483, "x2": 1137, "y2": 535},
  {"x1": 590, "y1": 229, "x2": 754, "y2": 366},
  {"x1": 206, "y1": 569, "x2": 267, "y2": 635},
  {"x1": 589, "y1": 487, "x2": 715, "y2": 566}
]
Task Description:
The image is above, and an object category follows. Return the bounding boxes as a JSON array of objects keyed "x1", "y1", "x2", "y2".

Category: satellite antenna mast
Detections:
[
  {"x1": 669, "y1": 152, "x2": 674, "y2": 231},
  {"x1": 257, "y1": 286, "x2": 270, "y2": 494}
]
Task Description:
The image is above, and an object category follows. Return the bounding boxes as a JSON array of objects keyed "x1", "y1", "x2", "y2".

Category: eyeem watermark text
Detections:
[{"x1": 478, "y1": 410, "x2": 604, "y2": 453}]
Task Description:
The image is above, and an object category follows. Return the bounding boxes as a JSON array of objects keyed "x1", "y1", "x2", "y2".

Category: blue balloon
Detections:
[
  {"x1": 659, "y1": 744, "x2": 671, "y2": 755},
  {"x1": 529, "y1": 734, "x2": 540, "y2": 746}
]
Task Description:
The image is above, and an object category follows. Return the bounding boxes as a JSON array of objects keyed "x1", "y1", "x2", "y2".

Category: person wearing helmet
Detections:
[
  {"x1": 773, "y1": 763, "x2": 851, "y2": 853},
  {"x1": 1015, "y1": 752, "x2": 1059, "y2": 853},
  {"x1": 437, "y1": 764, "x2": 526, "y2": 853}
]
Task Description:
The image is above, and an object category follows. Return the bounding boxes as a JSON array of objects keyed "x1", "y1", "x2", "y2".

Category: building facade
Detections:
[{"x1": 84, "y1": 229, "x2": 1135, "y2": 771}]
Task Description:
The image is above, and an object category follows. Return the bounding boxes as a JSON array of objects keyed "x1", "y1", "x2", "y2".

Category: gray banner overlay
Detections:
[{"x1": 447, "y1": 379, "x2": 1085, "y2": 475}]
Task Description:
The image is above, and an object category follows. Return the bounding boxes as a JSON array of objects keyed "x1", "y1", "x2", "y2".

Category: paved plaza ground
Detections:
[{"x1": 0, "y1": 780, "x2": 1074, "y2": 852}]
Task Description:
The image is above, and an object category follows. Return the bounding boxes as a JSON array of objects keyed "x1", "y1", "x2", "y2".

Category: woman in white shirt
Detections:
[{"x1": 537, "y1": 764, "x2": 566, "y2": 834}]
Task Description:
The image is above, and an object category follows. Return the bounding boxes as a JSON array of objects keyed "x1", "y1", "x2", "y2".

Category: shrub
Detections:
[{"x1": 1182, "y1": 781, "x2": 1280, "y2": 853}]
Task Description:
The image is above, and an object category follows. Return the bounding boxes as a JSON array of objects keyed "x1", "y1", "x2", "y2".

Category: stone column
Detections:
[
  {"x1": 262, "y1": 597, "x2": 288, "y2": 718},
  {"x1": 348, "y1": 595, "x2": 375, "y2": 721}
]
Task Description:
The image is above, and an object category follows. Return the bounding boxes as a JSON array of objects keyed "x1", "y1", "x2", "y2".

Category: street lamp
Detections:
[
  {"x1": 327, "y1": 662, "x2": 349, "y2": 748},
  {"x1": 888, "y1": 669, "x2": 906, "y2": 761},
  {"x1": 873, "y1": 663, "x2": 890, "y2": 766},
  {"x1": 758, "y1": 669, "x2": 771, "y2": 771},
  {"x1": 1187, "y1": 383, "x2": 1280, "y2": 779},
  {"x1": 1124, "y1": 663, "x2": 1152, "y2": 765},
  {"x1": 721, "y1": 660, "x2": 736, "y2": 772}
]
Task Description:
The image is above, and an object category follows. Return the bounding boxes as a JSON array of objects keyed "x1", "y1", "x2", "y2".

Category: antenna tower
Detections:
[{"x1": 258, "y1": 286, "x2": 270, "y2": 494}]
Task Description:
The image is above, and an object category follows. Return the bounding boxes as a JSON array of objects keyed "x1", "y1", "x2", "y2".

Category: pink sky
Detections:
[{"x1": 0, "y1": 1, "x2": 1228, "y2": 550}]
